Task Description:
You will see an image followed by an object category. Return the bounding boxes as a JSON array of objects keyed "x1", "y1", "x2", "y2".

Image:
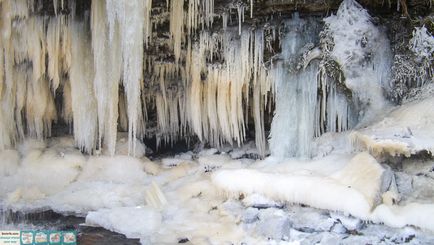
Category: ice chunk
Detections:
[{"x1": 86, "y1": 206, "x2": 162, "y2": 239}]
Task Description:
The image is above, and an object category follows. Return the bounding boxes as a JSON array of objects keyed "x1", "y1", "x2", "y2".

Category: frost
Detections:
[
  {"x1": 323, "y1": 0, "x2": 393, "y2": 121},
  {"x1": 410, "y1": 26, "x2": 434, "y2": 61},
  {"x1": 408, "y1": 26, "x2": 434, "y2": 86},
  {"x1": 390, "y1": 26, "x2": 434, "y2": 102}
]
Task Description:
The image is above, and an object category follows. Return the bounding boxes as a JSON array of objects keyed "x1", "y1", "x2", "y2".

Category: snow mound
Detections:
[
  {"x1": 78, "y1": 155, "x2": 147, "y2": 184},
  {"x1": 212, "y1": 152, "x2": 384, "y2": 219},
  {"x1": 1, "y1": 149, "x2": 85, "y2": 201},
  {"x1": 46, "y1": 182, "x2": 147, "y2": 214}
]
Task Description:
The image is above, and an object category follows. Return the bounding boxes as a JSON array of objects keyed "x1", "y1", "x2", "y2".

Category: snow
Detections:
[
  {"x1": 86, "y1": 206, "x2": 162, "y2": 239},
  {"x1": 0, "y1": 150, "x2": 19, "y2": 177},
  {"x1": 351, "y1": 97, "x2": 434, "y2": 157},
  {"x1": 371, "y1": 203, "x2": 434, "y2": 231},
  {"x1": 1, "y1": 132, "x2": 434, "y2": 244},
  {"x1": 212, "y1": 153, "x2": 383, "y2": 219}
]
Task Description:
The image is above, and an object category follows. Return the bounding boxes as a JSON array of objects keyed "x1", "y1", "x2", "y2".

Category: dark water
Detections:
[{"x1": 0, "y1": 210, "x2": 140, "y2": 245}]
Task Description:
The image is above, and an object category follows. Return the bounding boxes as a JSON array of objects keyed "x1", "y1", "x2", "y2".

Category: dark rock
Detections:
[{"x1": 178, "y1": 238, "x2": 189, "y2": 243}]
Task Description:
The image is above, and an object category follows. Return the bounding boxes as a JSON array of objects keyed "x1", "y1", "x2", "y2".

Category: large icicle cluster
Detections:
[
  {"x1": 0, "y1": 1, "x2": 62, "y2": 151},
  {"x1": 70, "y1": 21, "x2": 98, "y2": 154},
  {"x1": 269, "y1": 16, "x2": 319, "y2": 158},
  {"x1": 104, "y1": 0, "x2": 150, "y2": 156},
  {"x1": 0, "y1": 0, "x2": 400, "y2": 159},
  {"x1": 0, "y1": 0, "x2": 270, "y2": 156},
  {"x1": 268, "y1": 12, "x2": 358, "y2": 158}
]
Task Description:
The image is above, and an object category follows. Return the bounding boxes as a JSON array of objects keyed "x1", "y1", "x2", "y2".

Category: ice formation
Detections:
[
  {"x1": 323, "y1": 0, "x2": 393, "y2": 122},
  {"x1": 1, "y1": 0, "x2": 434, "y2": 243},
  {"x1": 70, "y1": 21, "x2": 98, "y2": 153},
  {"x1": 0, "y1": 0, "x2": 390, "y2": 158},
  {"x1": 268, "y1": 16, "x2": 319, "y2": 158}
]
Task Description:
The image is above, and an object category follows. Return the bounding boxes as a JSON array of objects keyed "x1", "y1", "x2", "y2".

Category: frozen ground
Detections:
[{"x1": 1, "y1": 94, "x2": 434, "y2": 244}]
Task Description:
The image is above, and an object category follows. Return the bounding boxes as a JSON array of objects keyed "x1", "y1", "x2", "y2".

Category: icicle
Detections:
[
  {"x1": 187, "y1": 0, "x2": 200, "y2": 35},
  {"x1": 169, "y1": 0, "x2": 184, "y2": 64},
  {"x1": 222, "y1": 12, "x2": 228, "y2": 31},
  {"x1": 250, "y1": 0, "x2": 253, "y2": 18},
  {"x1": 12, "y1": 0, "x2": 29, "y2": 19},
  {"x1": 62, "y1": 80, "x2": 73, "y2": 127},
  {"x1": 188, "y1": 44, "x2": 204, "y2": 140},
  {"x1": 252, "y1": 29, "x2": 269, "y2": 157},
  {"x1": 70, "y1": 21, "x2": 98, "y2": 153},
  {"x1": 122, "y1": 1, "x2": 145, "y2": 156},
  {"x1": 237, "y1": 4, "x2": 244, "y2": 35},
  {"x1": 91, "y1": 0, "x2": 107, "y2": 150},
  {"x1": 46, "y1": 16, "x2": 63, "y2": 93},
  {"x1": 143, "y1": 0, "x2": 152, "y2": 47},
  {"x1": 25, "y1": 75, "x2": 57, "y2": 139},
  {"x1": 106, "y1": 0, "x2": 149, "y2": 156},
  {"x1": 204, "y1": 0, "x2": 214, "y2": 28},
  {"x1": 0, "y1": 0, "x2": 17, "y2": 150},
  {"x1": 91, "y1": 0, "x2": 122, "y2": 155}
]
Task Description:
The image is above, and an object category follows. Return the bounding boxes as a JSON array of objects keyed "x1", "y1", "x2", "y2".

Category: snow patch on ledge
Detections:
[
  {"x1": 212, "y1": 152, "x2": 383, "y2": 219},
  {"x1": 351, "y1": 97, "x2": 434, "y2": 157}
]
